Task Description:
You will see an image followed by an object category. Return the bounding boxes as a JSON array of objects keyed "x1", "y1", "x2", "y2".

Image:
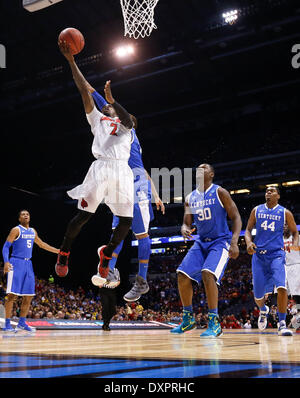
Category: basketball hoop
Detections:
[{"x1": 120, "y1": 0, "x2": 160, "y2": 39}]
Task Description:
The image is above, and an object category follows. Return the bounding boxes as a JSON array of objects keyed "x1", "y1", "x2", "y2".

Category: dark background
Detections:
[{"x1": 0, "y1": 0, "x2": 299, "y2": 296}]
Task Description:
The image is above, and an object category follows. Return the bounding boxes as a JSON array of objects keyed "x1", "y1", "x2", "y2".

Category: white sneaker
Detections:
[
  {"x1": 258, "y1": 305, "x2": 269, "y2": 330},
  {"x1": 291, "y1": 312, "x2": 300, "y2": 330},
  {"x1": 91, "y1": 273, "x2": 107, "y2": 287},
  {"x1": 277, "y1": 320, "x2": 293, "y2": 336}
]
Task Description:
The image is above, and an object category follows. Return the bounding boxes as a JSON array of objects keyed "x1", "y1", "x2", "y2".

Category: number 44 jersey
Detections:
[
  {"x1": 186, "y1": 184, "x2": 231, "y2": 242},
  {"x1": 254, "y1": 204, "x2": 285, "y2": 251}
]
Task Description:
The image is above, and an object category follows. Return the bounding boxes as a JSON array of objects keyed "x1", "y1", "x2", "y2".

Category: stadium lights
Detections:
[
  {"x1": 282, "y1": 181, "x2": 300, "y2": 187},
  {"x1": 222, "y1": 9, "x2": 239, "y2": 24},
  {"x1": 230, "y1": 189, "x2": 250, "y2": 195},
  {"x1": 266, "y1": 183, "x2": 279, "y2": 187},
  {"x1": 115, "y1": 45, "x2": 135, "y2": 57}
]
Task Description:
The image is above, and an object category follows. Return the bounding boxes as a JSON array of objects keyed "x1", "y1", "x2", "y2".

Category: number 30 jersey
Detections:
[
  {"x1": 11, "y1": 225, "x2": 35, "y2": 259},
  {"x1": 254, "y1": 204, "x2": 285, "y2": 251},
  {"x1": 186, "y1": 184, "x2": 231, "y2": 241}
]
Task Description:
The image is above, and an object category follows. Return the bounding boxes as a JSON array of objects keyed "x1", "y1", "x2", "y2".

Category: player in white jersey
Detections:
[
  {"x1": 55, "y1": 40, "x2": 134, "y2": 282},
  {"x1": 283, "y1": 224, "x2": 300, "y2": 330}
]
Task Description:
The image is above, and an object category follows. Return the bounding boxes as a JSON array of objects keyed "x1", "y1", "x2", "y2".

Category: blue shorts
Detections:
[
  {"x1": 252, "y1": 249, "x2": 286, "y2": 300},
  {"x1": 177, "y1": 238, "x2": 230, "y2": 285},
  {"x1": 113, "y1": 199, "x2": 154, "y2": 236},
  {"x1": 6, "y1": 257, "x2": 35, "y2": 296}
]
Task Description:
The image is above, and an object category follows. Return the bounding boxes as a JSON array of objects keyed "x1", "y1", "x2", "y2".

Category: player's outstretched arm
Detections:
[
  {"x1": 58, "y1": 40, "x2": 94, "y2": 114},
  {"x1": 104, "y1": 80, "x2": 133, "y2": 129},
  {"x1": 33, "y1": 230, "x2": 60, "y2": 254},
  {"x1": 145, "y1": 170, "x2": 165, "y2": 214},
  {"x1": 218, "y1": 188, "x2": 242, "y2": 259},
  {"x1": 2, "y1": 227, "x2": 19, "y2": 273},
  {"x1": 245, "y1": 208, "x2": 257, "y2": 255},
  {"x1": 285, "y1": 210, "x2": 299, "y2": 249},
  {"x1": 86, "y1": 82, "x2": 108, "y2": 111}
]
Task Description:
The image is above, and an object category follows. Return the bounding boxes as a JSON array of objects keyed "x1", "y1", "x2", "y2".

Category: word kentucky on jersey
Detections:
[
  {"x1": 256, "y1": 212, "x2": 282, "y2": 221},
  {"x1": 21, "y1": 233, "x2": 35, "y2": 239},
  {"x1": 189, "y1": 198, "x2": 216, "y2": 208}
]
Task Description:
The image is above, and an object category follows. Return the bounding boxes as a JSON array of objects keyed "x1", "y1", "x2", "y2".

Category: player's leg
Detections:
[
  {"x1": 286, "y1": 263, "x2": 300, "y2": 329},
  {"x1": 123, "y1": 200, "x2": 152, "y2": 301},
  {"x1": 271, "y1": 254, "x2": 293, "y2": 335},
  {"x1": 99, "y1": 287, "x2": 117, "y2": 331},
  {"x1": 16, "y1": 295, "x2": 35, "y2": 332},
  {"x1": 56, "y1": 209, "x2": 94, "y2": 276},
  {"x1": 200, "y1": 243, "x2": 229, "y2": 338},
  {"x1": 251, "y1": 253, "x2": 272, "y2": 330},
  {"x1": 98, "y1": 163, "x2": 134, "y2": 281},
  {"x1": 3, "y1": 293, "x2": 17, "y2": 332},
  {"x1": 170, "y1": 242, "x2": 203, "y2": 334}
]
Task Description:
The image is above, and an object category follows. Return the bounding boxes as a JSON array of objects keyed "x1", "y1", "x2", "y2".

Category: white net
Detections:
[{"x1": 120, "y1": 0, "x2": 160, "y2": 39}]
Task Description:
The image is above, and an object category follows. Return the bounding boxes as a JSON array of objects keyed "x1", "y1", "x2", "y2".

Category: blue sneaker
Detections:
[
  {"x1": 15, "y1": 323, "x2": 36, "y2": 332},
  {"x1": 200, "y1": 313, "x2": 223, "y2": 338},
  {"x1": 2, "y1": 326, "x2": 16, "y2": 333},
  {"x1": 170, "y1": 311, "x2": 196, "y2": 334}
]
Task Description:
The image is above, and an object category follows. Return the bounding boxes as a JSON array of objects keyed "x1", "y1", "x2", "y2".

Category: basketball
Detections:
[{"x1": 58, "y1": 27, "x2": 85, "y2": 55}]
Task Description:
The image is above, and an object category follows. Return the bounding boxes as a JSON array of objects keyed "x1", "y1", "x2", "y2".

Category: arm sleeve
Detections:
[
  {"x1": 112, "y1": 101, "x2": 133, "y2": 130},
  {"x1": 92, "y1": 91, "x2": 108, "y2": 111},
  {"x1": 2, "y1": 241, "x2": 12, "y2": 263}
]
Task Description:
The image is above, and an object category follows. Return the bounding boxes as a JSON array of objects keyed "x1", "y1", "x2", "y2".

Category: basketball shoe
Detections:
[
  {"x1": 2, "y1": 325, "x2": 16, "y2": 333},
  {"x1": 277, "y1": 320, "x2": 293, "y2": 336},
  {"x1": 200, "y1": 313, "x2": 223, "y2": 338},
  {"x1": 258, "y1": 305, "x2": 269, "y2": 331},
  {"x1": 291, "y1": 312, "x2": 300, "y2": 330},
  {"x1": 55, "y1": 250, "x2": 70, "y2": 277},
  {"x1": 91, "y1": 246, "x2": 112, "y2": 286},
  {"x1": 92, "y1": 268, "x2": 120, "y2": 288},
  {"x1": 15, "y1": 323, "x2": 36, "y2": 333},
  {"x1": 123, "y1": 275, "x2": 149, "y2": 302},
  {"x1": 170, "y1": 310, "x2": 196, "y2": 334}
]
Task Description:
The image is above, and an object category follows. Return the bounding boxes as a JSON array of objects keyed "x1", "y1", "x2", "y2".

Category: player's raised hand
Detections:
[
  {"x1": 181, "y1": 225, "x2": 196, "y2": 242},
  {"x1": 58, "y1": 40, "x2": 74, "y2": 62},
  {"x1": 247, "y1": 242, "x2": 257, "y2": 255},
  {"x1": 104, "y1": 80, "x2": 115, "y2": 104}
]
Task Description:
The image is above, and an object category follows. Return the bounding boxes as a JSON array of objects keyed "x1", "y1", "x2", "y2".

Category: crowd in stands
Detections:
[{"x1": 0, "y1": 250, "x2": 296, "y2": 329}]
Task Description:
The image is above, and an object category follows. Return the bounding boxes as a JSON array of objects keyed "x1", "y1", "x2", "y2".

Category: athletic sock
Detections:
[
  {"x1": 183, "y1": 305, "x2": 193, "y2": 313},
  {"x1": 18, "y1": 317, "x2": 26, "y2": 326},
  {"x1": 208, "y1": 308, "x2": 218, "y2": 315},
  {"x1": 108, "y1": 240, "x2": 124, "y2": 271},
  {"x1": 137, "y1": 236, "x2": 151, "y2": 280},
  {"x1": 278, "y1": 312, "x2": 286, "y2": 323}
]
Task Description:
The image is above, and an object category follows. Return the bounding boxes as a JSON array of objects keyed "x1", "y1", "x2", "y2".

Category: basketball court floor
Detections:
[{"x1": 0, "y1": 328, "x2": 300, "y2": 378}]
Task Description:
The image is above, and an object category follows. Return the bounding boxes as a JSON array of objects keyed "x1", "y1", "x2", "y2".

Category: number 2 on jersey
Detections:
[
  {"x1": 261, "y1": 220, "x2": 275, "y2": 232},
  {"x1": 110, "y1": 122, "x2": 118, "y2": 136}
]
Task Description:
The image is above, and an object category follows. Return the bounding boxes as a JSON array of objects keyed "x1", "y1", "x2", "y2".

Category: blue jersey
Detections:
[
  {"x1": 254, "y1": 204, "x2": 285, "y2": 251},
  {"x1": 11, "y1": 225, "x2": 35, "y2": 259},
  {"x1": 186, "y1": 184, "x2": 231, "y2": 241}
]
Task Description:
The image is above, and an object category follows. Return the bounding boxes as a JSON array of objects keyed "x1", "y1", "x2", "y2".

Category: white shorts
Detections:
[
  {"x1": 286, "y1": 263, "x2": 300, "y2": 296},
  {"x1": 67, "y1": 158, "x2": 134, "y2": 217}
]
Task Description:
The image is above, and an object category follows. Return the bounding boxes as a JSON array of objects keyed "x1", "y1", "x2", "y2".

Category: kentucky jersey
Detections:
[
  {"x1": 129, "y1": 128, "x2": 151, "y2": 202},
  {"x1": 11, "y1": 225, "x2": 35, "y2": 259},
  {"x1": 186, "y1": 184, "x2": 231, "y2": 241},
  {"x1": 254, "y1": 204, "x2": 285, "y2": 251}
]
